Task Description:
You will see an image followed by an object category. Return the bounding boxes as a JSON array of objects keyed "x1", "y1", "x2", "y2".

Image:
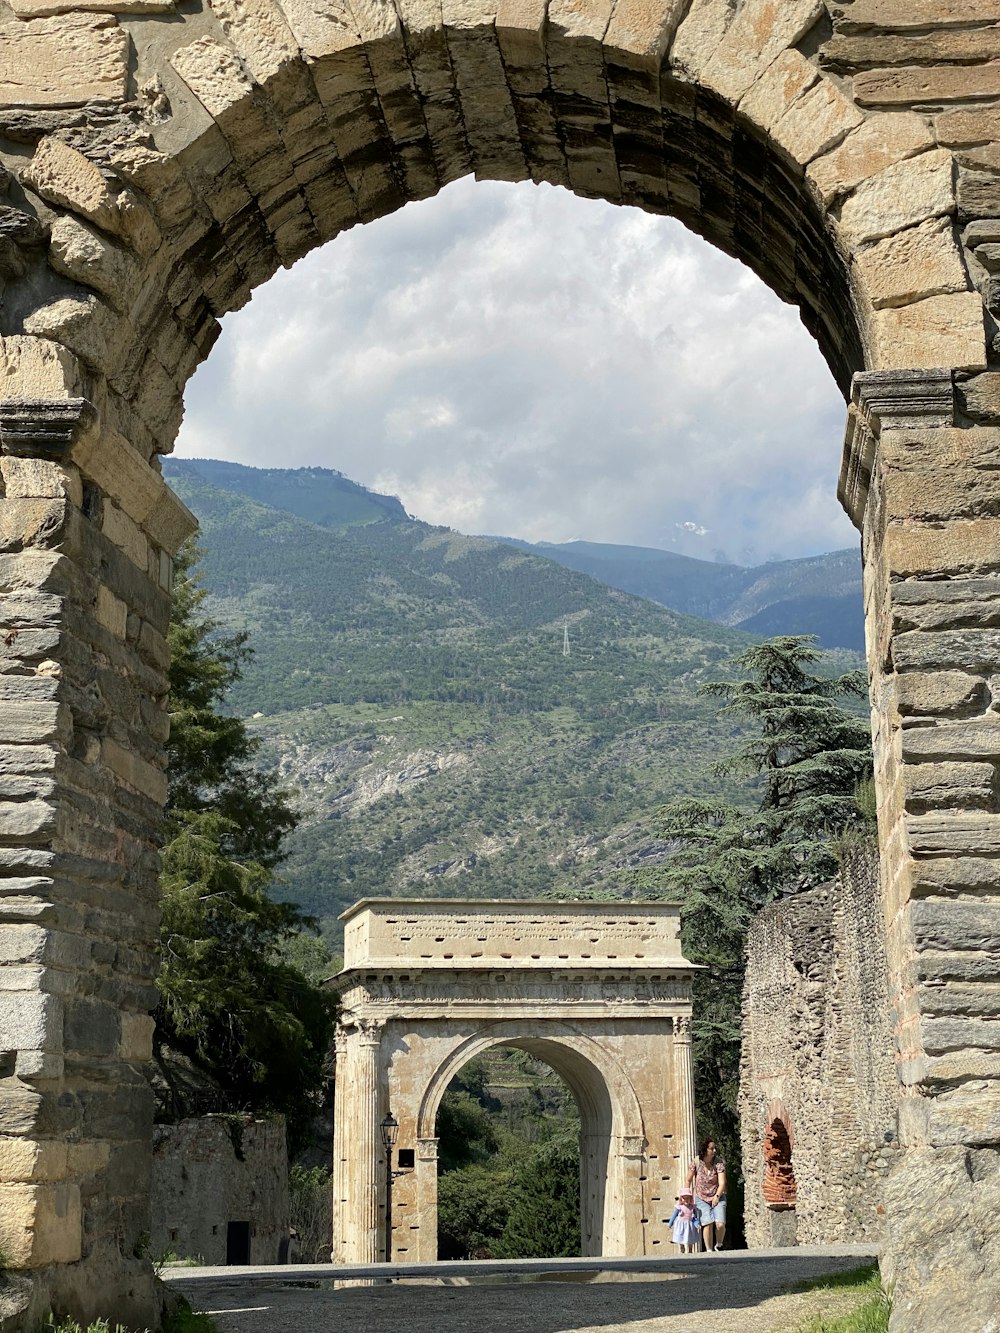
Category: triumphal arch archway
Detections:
[
  {"x1": 1, "y1": 0, "x2": 1000, "y2": 1327},
  {"x1": 331, "y1": 898, "x2": 697, "y2": 1263}
]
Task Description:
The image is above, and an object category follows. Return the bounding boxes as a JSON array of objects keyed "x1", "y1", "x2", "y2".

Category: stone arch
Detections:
[
  {"x1": 1, "y1": 3, "x2": 1000, "y2": 1328},
  {"x1": 417, "y1": 1023, "x2": 645, "y2": 1258},
  {"x1": 332, "y1": 899, "x2": 696, "y2": 1264},
  {"x1": 416, "y1": 1021, "x2": 644, "y2": 1143}
]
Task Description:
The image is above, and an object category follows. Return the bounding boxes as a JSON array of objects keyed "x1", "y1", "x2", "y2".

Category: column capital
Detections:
[
  {"x1": 838, "y1": 369, "x2": 956, "y2": 528},
  {"x1": 674, "y1": 1014, "x2": 692, "y2": 1042},
  {"x1": 356, "y1": 1017, "x2": 384, "y2": 1048},
  {"x1": 0, "y1": 397, "x2": 96, "y2": 458},
  {"x1": 416, "y1": 1138, "x2": 439, "y2": 1162}
]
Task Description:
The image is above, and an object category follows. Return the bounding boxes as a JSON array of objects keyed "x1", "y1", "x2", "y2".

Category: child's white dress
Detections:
[{"x1": 671, "y1": 1206, "x2": 701, "y2": 1248}]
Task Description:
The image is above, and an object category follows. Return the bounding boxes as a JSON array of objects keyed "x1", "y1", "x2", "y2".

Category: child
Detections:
[{"x1": 669, "y1": 1187, "x2": 701, "y2": 1253}]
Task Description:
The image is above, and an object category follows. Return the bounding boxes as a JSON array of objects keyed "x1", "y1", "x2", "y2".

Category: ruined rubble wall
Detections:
[
  {"x1": 150, "y1": 1116, "x2": 289, "y2": 1267},
  {"x1": 740, "y1": 842, "x2": 899, "y2": 1247}
]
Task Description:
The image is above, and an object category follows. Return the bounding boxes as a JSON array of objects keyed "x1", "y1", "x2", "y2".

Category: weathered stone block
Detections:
[
  {"x1": 0, "y1": 1137, "x2": 68, "y2": 1184},
  {"x1": 912, "y1": 899, "x2": 1000, "y2": 953},
  {"x1": 881, "y1": 519, "x2": 1000, "y2": 579},
  {"x1": 119, "y1": 1012, "x2": 154, "y2": 1063},
  {"x1": 869, "y1": 293, "x2": 986, "y2": 373},
  {"x1": 0, "y1": 1182, "x2": 81, "y2": 1267},
  {"x1": 0, "y1": 337, "x2": 82, "y2": 401},
  {"x1": 64, "y1": 999, "x2": 120, "y2": 1058},
  {"x1": 0, "y1": 13, "x2": 127, "y2": 109},
  {"x1": 49, "y1": 217, "x2": 136, "y2": 314},
  {"x1": 854, "y1": 219, "x2": 969, "y2": 312},
  {"x1": 0, "y1": 703, "x2": 69, "y2": 747},
  {"x1": 100, "y1": 738, "x2": 167, "y2": 805},
  {"x1": 895, "y1": 632, "x2": 1000, "y2": 677},
  {"x1": 937, "y1": 107, "x2": 1000, "y2": 150},
  {"x1": 0, "y1": 458, "x2": 82, "y2": 507},
  {"x1": 897, "y1": 672, "x2": 986, "y2": 716},
  {"x1": 703, "y1": 0, "x2": 824, "y2": 106},
  {"x1": 603, "y1": 0, "x2": 686, "y2": 72},
  {"x1": 102, "y1": 502, "x2": 149, "y2": 572},
  {"x1": 855, "y1": 63, "x2": 1000, "y2": 110},
  {"x1": 959, "y1": 373, "x2": 1000, "y2": 424},
  {"x1": 807, "y1": 112, "x2": 935, "y2": 206},
  {"x1": 0, "y1": 990, "x2": 61, "y2": 1050},
  {"x1": 904, "y1": 762, "x2": 994, "y2": 812},
  {"x1": 95, "y1": 586, "x2": 128, "y2": 641},
  {"x1": 0, "y1": 799, "x2": 57, "y2": 845},
  {"x1": 839, "y1": 148, "x2": 955, "y2": 246},
  {"x1": 831, "y1": 0, "x2": 998, "y2": 27}
]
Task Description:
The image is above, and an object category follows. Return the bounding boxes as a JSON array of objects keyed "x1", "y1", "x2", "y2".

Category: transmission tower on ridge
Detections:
[{"x1": 563, "y1": 624, "x2": 570, "y2": 657}]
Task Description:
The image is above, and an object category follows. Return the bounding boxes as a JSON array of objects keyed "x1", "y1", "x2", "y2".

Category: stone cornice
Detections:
[
  {"x1": 839, "y1": 369, "x2": 956, "y2": 527},
  {"x1": 0, "y1": 396, "x2": 96, "y2": 458}
]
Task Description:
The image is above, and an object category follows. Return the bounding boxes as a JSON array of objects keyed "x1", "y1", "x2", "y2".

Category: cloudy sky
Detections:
[{"x1": 175, "y1": 177, "x2": 857, "y2": 565}]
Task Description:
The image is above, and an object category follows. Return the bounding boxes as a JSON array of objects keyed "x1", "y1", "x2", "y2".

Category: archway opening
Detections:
[
  {"x1": 435, "y1": 1046, "x2": 582, "y2": 1260},
  {"x1": 165, "y1": 169, "x2": 871, "y2": 1266},
  {"x1": 762, "y1": 1116, "x2": 797, "y2": 1211}
]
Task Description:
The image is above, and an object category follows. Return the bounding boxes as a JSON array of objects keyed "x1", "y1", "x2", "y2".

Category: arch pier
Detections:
[
  {"x1": 331, "y1": 898, "x2": 697, "y2": 1263},
  {"x1": 1, "y1": 1, "x2": 1000, "y2": 1327}
]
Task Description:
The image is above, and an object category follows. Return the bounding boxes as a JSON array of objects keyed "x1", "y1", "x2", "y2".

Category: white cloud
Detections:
[{"x1": 175, "y1": 177, "x2": 856, "y2": 562}]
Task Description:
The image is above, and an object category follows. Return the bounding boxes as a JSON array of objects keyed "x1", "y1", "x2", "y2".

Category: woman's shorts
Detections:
[{"x1": 694, "y1": 1197, "x2": 727, "y2": 1227}]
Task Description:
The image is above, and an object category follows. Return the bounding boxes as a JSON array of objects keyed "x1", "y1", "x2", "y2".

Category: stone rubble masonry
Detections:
[
  {"x1": 740, "y1": 844, "x2": 899, "y2": 1250},
  {"x1": 0, "y1": 0, "x2": 997, "y2": 1327},
  {"x1": 150, "y1": 1116, "x2": 289, "y2": 1267}
]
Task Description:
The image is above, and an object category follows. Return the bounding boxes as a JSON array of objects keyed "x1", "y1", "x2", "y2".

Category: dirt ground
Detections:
[{"x1": 173, "y1": 1251, "x2": 878, "y2": 1333}]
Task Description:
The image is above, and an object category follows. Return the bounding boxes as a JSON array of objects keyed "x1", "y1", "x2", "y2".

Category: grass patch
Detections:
[
  {"x1": 792, "y1": 1264, "x2": 891, "y2": 1333},
  {"x1": 163, "y1": 1303, "x2": 217, "y2": 1333},
  {"x1": 35, "y1": 1299, "x2": 217, "y2": 1333},
  {"x1": 794, "y1": 1263, "x2": 882, "y2": 1295}
]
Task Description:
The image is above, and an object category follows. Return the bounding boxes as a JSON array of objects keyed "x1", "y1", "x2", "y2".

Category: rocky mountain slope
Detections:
[{"x1": 163, "y1": 459, "x2": 864, "y2": 943}]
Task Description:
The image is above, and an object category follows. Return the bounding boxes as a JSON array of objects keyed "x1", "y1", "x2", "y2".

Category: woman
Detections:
[{"x1": 686, "y1": 1137, "x2": 727, "y2": 1253}]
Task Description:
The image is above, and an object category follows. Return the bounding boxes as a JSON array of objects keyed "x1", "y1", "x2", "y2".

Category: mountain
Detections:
[
  {"x1": 490, "y1": 540, "x2": 864, "y2": 652},
  {"x1": 162, "y1": 459, "x2": 865, "y2": 945},
  {"x1": 169, "y1": 457, "x2": 408, "y2": 530}
]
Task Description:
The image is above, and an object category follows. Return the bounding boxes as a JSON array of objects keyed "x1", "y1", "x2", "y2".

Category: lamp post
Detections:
[{"x1": 380, "y1": 1111, "x2": 399, "y2": 1263}]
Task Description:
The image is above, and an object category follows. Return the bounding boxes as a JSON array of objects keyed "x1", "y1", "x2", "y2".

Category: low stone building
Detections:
[
  {"x1": 740, "y1": 844, "x2": 899, "y2": 1247},
  {"x1": 150, "y1": 1116, "x2": 290, "y2": 1266}
]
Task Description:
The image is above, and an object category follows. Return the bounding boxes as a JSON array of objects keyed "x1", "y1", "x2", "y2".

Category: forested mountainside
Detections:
[
  {"x1": 163, "y1": 459, "x2": 863, "y2": 943},
  {"x1": 493, "y1": 540, "x2": 864, "y2": 651}
]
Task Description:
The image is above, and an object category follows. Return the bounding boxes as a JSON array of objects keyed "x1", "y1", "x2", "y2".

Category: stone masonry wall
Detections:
[
  {"x1": 150, "y1": 1116, "x2": 289, "y2": 1267},
  {"x1": 741, "y1": 842, "x2": 899, "y2": 1248}
]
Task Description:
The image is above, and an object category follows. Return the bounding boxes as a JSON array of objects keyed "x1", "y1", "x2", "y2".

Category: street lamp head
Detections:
[{"x1": 380, "y1": 1111, "x2": 399, "y2": 1151}]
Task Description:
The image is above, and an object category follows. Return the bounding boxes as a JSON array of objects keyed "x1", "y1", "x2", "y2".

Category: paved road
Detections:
[{"x1": 169, "y1": 1247, "x2": 880, "y2": 1333}]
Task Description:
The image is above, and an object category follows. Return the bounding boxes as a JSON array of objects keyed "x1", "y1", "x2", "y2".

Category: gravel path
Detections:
[{"x1": 172, "y1": 1250, "x2": 880, "y2": 1333}]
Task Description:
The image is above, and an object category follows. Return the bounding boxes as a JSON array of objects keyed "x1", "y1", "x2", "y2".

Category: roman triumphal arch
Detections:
[
  {"x1": 1, "y1": 0, "x2": 1000, "y2": 1328},
  {"x1": 331, "y1": 898, "x2": 697, "y2": 1263}
]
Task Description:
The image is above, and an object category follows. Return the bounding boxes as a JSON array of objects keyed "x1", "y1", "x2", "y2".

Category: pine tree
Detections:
[
  {"x1": 154, "y1": 543, "x2": 336, "y2": 1146},
  {"x1": 647, "y1": 636, "x2": 873, "y2": 1186},
  {"x1": 494, "y1": 1136, "x2": 581, "y2": 1259}
]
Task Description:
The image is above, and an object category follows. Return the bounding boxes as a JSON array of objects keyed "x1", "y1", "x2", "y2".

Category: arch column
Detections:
[
  {"x1": 0, "y1": 385, "x2": 195, "y2": 1327},
  {"x1": 672, "y1": 1016, "x2": 697, "y2": 1180},
  {"x1": 844, "y1": 367, "x2": 1000, "y2": 1329},
  {"x1": 339, "y1": 1017, "x2": 384, "y2": 1265}
]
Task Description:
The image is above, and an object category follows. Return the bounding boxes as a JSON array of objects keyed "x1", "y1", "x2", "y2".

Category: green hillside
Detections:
[
  {"x1": 495, "y1": 538, "x2": 864, "y2": 651},
  {"x1": 162, "y1": 459, "x2": 864, "y2": 943}
]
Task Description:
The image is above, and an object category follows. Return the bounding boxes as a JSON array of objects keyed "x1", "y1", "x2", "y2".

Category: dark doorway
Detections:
[{"x1": 226, "y1": 1220, "x2": 252, "y2": 1265}]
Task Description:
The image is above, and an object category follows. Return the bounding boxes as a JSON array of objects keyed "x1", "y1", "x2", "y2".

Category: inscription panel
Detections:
[{"x1": 341, "y1": 898, "x2": 690, "y2": 970}]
